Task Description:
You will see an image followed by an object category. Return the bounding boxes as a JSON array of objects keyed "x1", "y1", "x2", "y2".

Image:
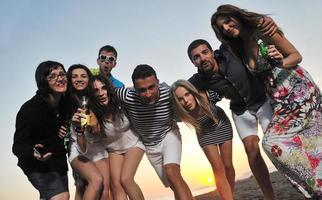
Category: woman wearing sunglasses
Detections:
[
  {"x1": 171, "y1": 80, "x2": 235, "y2": 200},
  {"x1": 67, "y1": 64, "x2": 111, "y2": 200},
  {"x1": 13, "y1": 61, "x2": 69, "y2": 200}
]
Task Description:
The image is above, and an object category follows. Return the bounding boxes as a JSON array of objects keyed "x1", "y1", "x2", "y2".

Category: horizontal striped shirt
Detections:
[
  {"x1": 197, "y1": 90, "x2": 233, "y2": 147},
  {"x1": 115, "y1": 83, "x2": 178, "y2": 146}
]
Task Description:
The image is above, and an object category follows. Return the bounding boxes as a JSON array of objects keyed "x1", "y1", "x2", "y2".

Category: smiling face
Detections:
[
  {"x1": 71, "y1": 68, "x2": 89, "y2": 91},
  {"x1": 215, "y1": 15, "x2": 242, "y2": 38},
  {"x1": 47, "y1": 66, "x2": 67, "y2": 94},
  {"x1": 93, "y1": 80, "x2": 109, "y2": 106},
  {"x1": 190, "y1": 44, "x2": 219, "y2": 74},
  {"x1": 134, "y1": 75, "x2": 160, "y2": 105},
  {"x1": 174, "y1": 86, "x2": 197, "y2": 113}
]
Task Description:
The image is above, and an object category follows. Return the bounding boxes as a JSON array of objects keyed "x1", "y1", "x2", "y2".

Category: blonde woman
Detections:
[{"x1": 171, "y1": 79, "x2": 234, "y2": 200}]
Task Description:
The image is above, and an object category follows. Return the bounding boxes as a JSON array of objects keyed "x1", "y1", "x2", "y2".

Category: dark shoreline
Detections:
[{"x1": 195, "y1": 171, "x2": 302, "y2": 200}]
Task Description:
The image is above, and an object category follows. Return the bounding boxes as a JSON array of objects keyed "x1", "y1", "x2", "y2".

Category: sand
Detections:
[{"x1": 195, "y1": 171, "x2": 303, "y2": 200}]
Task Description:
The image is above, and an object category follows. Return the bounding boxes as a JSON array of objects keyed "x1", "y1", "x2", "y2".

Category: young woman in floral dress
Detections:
[{"x1": 211, "y1": 4, "x2": 322, "y2": 198}]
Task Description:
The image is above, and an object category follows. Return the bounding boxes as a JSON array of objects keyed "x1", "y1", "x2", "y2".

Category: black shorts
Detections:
[{"x1": 27, "y1": 171, "x2": 68, "y2": 199}]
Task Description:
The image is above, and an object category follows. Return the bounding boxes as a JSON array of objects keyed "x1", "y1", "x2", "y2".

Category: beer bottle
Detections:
[
  {"x1": 80, "y1": 96, "x2": 90, "y2": 131},
  {"x1": 63, "y1": 120, "x2": 70, "y2": 150},
  {"x1": 257, "y1": 38, "x2": 269, "y2": 58}
]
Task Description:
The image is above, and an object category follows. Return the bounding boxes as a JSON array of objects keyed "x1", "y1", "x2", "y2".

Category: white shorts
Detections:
[
  {"x1": 68, "y1": 139, "x2": 108, "y2": 163},
  {"x1": 145, "y1": 128, "x2": 182, "y2": 187},
  {"x1": 232, "y1": 100, "x2": 273, "y2": 140},
  {"x1": 109, "y1": 139, "x2": 146, "y2": 155}
]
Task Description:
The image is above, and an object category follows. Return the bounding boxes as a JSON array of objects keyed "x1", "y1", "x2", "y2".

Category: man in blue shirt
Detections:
[{"x1": 97, "y1": 45, "x2": 124, "y2": 88}]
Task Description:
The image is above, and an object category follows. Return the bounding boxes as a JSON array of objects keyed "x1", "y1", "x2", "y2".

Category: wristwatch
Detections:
[{"x1": 76, "y1": 131, "x2": 84, "y2": 137}]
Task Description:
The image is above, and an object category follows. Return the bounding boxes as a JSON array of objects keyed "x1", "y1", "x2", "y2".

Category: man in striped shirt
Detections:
[{"x1": 115, "y1": 64, "x2": 194, "y2": 200}]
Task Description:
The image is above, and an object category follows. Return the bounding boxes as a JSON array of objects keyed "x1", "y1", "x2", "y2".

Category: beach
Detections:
[{"x1": 195, "y1": 171, "x2": 302, "y2": 200}]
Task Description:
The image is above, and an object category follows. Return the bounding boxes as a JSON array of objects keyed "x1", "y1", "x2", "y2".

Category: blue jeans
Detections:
[{"x1": 27, "y1": 171, "x2": 68, "y2": 199}]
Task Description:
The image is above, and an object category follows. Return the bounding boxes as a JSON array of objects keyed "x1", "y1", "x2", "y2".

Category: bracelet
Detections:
[
  {"x1": 76, "y1": 131, "x2": 84, "y2": 137},
  {"x1": 74, "y1": 126, "x2": 84, "y2": 136}
]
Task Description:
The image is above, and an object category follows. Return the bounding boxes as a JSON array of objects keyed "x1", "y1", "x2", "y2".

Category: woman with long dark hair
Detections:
[
  {"x1": 13, "y1": 60, "x2": 69, "y2": 200},
  {"x1": 88, "y1": 75, "x2": 145, "y2": 200},
  {"x1": 211, "y1": 4, "x2": 322, "y2": 198},
  {"x1": 67, "y1": 64, "x2": 111, "y2": 200}
]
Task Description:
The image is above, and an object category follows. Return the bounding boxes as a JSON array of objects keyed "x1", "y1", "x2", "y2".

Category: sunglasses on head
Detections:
[{"x1": 98, "y1": 55, "x2": 116, "y2": 62}]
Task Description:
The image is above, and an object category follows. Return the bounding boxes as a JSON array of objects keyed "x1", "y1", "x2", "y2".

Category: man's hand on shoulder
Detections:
[{"x1": 257, "y1": 16, "x2": 278, "y2": 36}]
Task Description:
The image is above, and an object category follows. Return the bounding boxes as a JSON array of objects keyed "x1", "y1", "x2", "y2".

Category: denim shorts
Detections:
[{"x1": 27, "y1": 171, "x2": 68, "y2": 199}]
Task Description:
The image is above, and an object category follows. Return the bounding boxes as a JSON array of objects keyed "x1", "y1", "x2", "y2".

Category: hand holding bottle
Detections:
[
  {"x1": 267, "y1": 45, "x2": 283, "y2": 61},
  {"x1": 80, "y1": 96, "x2": 90, "y2": 130},
  {"x1": 257, "y1": 38, "x2": 283, "y2": 67},
  {"x1": 58, "y1": 125, "x2": 68, "y2": 139},
  {"x1": 71, "y1": 108, "x2": 86, "y2": 129}
]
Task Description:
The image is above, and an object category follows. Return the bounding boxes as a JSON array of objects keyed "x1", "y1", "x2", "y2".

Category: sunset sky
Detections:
[{"x1": 1, "y1": 0, "x2": 322, "y2": 199}]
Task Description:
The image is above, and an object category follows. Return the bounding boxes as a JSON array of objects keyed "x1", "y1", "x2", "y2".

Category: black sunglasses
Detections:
[{"x1": 98, "y1": 55, "x2": 116, "y2": 62}]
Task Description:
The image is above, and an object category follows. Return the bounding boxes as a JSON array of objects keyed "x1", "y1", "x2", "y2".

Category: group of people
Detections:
[{"x1": 13, "y1": 4, "x2": 322, "y2": 200}]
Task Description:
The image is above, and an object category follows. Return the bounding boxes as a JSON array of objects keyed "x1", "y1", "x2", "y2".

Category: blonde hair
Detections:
[{"x1": 170, "y1": 80, "x2": 218, "y2": 133}]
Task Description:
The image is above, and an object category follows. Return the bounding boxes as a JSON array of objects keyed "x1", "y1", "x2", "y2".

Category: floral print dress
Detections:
[{"x1": 258, "y1": 60, "x2": 322, "y2": 198}]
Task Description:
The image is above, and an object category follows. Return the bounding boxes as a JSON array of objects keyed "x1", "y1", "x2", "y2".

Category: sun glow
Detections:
[
  {"x1": 195, "y1": 171, "x2": 216, "y2": 186},
  {"x1": 207, "y1": 177, "x2": 214, "y2": 184}
]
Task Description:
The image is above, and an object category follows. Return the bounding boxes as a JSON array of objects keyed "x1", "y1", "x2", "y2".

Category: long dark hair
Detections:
[
  {"x1": 67, "y1": 64, "x2": 93, "y2": 99},
  {"x1": 66, "y1": 64, "x2": 93, "y2": 118},
  {"x1": 88, "y1": 75, "x2": 123, "y2": 128},
  {"x1": 212, "y1": 5, "x2": 263, "y2": 39},
  {"x1": 211, "y1": 4, "x2": 282, "y2": 59}
]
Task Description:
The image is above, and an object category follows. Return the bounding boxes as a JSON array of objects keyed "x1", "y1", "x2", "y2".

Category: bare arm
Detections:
[
  {"x1": 264, "y1": 33, "x2": 302, "y2": 68},
  {"x1": 71, "y1": 108, "x2": 87, "y2": 153},
  {"x1": 75, "y1": 132, "x2": 87, "y2": 153}
]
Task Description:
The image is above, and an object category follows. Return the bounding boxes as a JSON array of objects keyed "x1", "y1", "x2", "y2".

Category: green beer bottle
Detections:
[
  {"x1": 257, "y1": 38, "x2": 269, "y2": 58},
  {"x1": 63, "y1": 121, "x2": 70, "y2": 150}
]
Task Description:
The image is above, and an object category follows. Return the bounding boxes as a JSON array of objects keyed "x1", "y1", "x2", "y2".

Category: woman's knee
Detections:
[
  {"x1": 112, "y1": 177, "x2": 123, "y2": 190},
  {"x1": 211, "y1": 162, "x2": 226, "y2": 176},
  {"x1": 223, "y1": 160, "x2": 234, "y2": 171},
  {"x1": 88, "y1": 173, "x2": 103, "y2": 190},
  {"x1": 120, "y1": 174, "x2": 135, "y2": 188}
]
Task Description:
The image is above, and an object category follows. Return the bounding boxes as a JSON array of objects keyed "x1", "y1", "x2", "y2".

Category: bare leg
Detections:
[
  {"x1": 71, "y1": 156, "x2": 104, "y2": 200},
  {"x1": 50, "y1": 192, "x2": 69, "y2": 200},
  {"x1": 219, "y1": 140, "x2": 235, "y2": 192},
  {"x1": 203, "y1": 144, "x2": 233, "y2": 200},
  {"x1": 95, "y1": 158, "x2": 112, "y2": 200},
  {"x1": 121, "y1": 147, "x2": 145, "y2": 200},
  {"x1": 164, "y1": 163, "x2": 194, "y2": 200},
  {"x1": 110, "y1": 153, "x2": 128, "y2": 200},
  {"x1": 73, "y1": 170, "x2": 86, "y2": 200},
  {"x1": 243, "y1": 135, "x2": 275, "y2": 200}
]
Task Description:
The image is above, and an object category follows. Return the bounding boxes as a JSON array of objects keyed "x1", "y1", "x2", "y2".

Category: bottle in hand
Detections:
[
  {"x1": 80, "y1": 96, "x2": 90, "y2": 131},
  {"x1": 256, "y1": 38, "x2": 269, "y2": 58}
]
